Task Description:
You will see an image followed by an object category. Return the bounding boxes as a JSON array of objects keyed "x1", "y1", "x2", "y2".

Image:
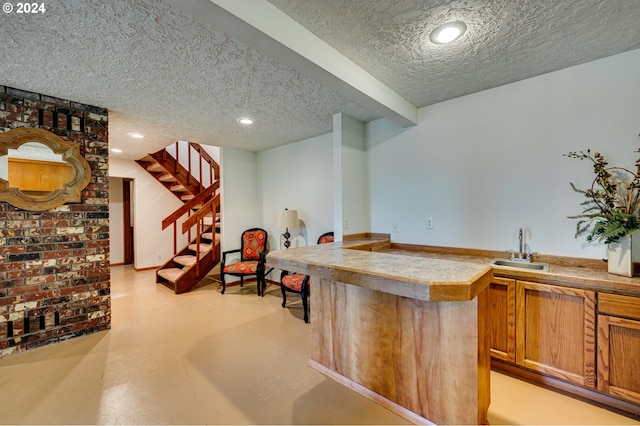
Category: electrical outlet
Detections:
[
  {"x1": 156, "y1": 253, "x2": 162, "y2": 261},
  {"x1": 344, "y1": 218, "x2": 349, "y2": 229},
  {"x1": 426, "y1": 217, "x2": 434, "y2": 229},
  {"x1": 392, "y1": 223, "x2": 399, "y2": 233}
]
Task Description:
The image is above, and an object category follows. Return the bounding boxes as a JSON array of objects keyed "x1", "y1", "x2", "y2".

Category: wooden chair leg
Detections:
[
  {"x1": 301, "y1": 290, "x2": 309, "y2": 323},
  {"x1": 221, "y1": 273, "x2": 226, "y2": 294},
  {"x1": 281, "y1": 285, "x2": 287, "y2": 307}
]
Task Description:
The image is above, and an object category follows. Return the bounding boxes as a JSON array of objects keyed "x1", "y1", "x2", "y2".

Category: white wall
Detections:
[
  {"x1": 257, "y1": 133, "x2": 333, "y2": 283},
  {"x1": 109, "y1": 158, "x2": 187, "y2": 269},
  {"x1": 220, "y1": 147, "x2": 262, "y2": 266},
  {"x1": 368, "y1": 48, "x2": 640, "y2": 259},
  {"x1": 334, "y1": 113, "x2": 369, "y2": 240},
  {"x1": 109, "y1": 177, "x2": 124, "y2": 265},
  {"x1": 258, "y1": 132, "x2": 334, "y2": 250}
]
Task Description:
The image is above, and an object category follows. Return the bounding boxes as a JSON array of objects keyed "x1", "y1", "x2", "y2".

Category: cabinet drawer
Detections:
[{"x1": 598, "y1": 293, "x2": 640, "y2": 320}]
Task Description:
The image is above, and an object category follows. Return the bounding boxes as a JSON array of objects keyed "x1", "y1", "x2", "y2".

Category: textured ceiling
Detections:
[
  {"x1": 1, "y1": 0, "x2": 639, "y2": 160},
  {"x1": 0, "y1": 0, "x2": 379, "y2": 159},
  {"x1": 269, "y1": 0, "x2": 640, "y2": 107}
]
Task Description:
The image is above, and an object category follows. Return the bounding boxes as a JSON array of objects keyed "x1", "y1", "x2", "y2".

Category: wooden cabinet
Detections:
[
  {"x1": 515, "y1": 280, "x2": 596, "y2": 387},
  {"x1": 487, "y1": 277, "x2": 516, "y2": 362},
  {"x1": 488, "y1": 278, "x2": 596, "y2": 388},
  {"x1": 597, "y1": 293, "x2": 640, "y2": 404},
  {"x1": 489, "y1": 277, "x2": 640, "y2": 414}
]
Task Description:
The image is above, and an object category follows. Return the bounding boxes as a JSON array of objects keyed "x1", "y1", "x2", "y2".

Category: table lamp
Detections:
[{"x1": 275, "y1": 208, "x2": 299, "y2": 249}]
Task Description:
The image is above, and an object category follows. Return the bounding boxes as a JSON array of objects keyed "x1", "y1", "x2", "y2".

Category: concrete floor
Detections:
[{"x1": 0, "y1": 265, "x2": 637, "y2": 425}]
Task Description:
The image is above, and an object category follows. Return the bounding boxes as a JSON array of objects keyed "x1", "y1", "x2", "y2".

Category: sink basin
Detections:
[{"x1": 489, "y1": 258, "x2": 550, "y2": 271}]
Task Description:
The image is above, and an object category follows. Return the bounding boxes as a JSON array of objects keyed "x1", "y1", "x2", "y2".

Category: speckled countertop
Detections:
[
  {"x1": 267, "y1": 236, "x2": 493, "y2": 302},
  {"x1": 266, "y1": 235, "x2": 640, "y2": 300},
  {"x1": 380, "y1": 248, "x2": 640, "y2": 297}
]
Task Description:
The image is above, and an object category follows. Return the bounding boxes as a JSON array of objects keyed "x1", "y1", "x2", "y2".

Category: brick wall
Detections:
[{"x1": 0, "y1": 86, "x2": 110, "y2": 358}]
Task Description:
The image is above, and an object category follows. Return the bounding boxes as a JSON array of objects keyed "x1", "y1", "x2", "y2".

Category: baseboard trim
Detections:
[
  {"x1": 309, "y1": 359, "x2": 433, "y2": 425},
  {"x1": 492, "y1": 359, "x2": 640, "y2": 420},
  {"x1": 134, "y1": 265, "x2": 160, "y2": 271}
]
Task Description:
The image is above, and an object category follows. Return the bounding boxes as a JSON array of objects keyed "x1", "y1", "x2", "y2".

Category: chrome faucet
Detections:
[
  {"x1": 519, "y1": 228, "x2": 524, "y2": 259},
  {"x1": 505, "y1": 227, "x2": 537, "y2": 262}
]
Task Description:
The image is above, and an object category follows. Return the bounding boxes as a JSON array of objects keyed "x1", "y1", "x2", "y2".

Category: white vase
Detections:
[{"x1": 608, "y1": 233, "x2": 640, "y2": 277}]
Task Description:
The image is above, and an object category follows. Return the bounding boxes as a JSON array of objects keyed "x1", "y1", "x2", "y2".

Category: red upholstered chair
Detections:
[
  {"x1": 317, "y1": 232, "x2": 334, "y2": 244},
  {"x1": 280, "y1": 231, "x2": 334, "y2": 323},
  {"x1": 221, "y1": 228, "x2": 268, "y2": 296}
]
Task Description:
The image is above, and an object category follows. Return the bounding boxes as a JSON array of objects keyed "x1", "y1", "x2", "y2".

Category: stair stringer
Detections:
[
  {"x1": 135, "y1": 156, "x2": 185, "y2": 201},
  {"x1": 148, "y1": 150, "x2": 203, "y2": 196},
  {"x1": 136, "y1": 143, "x2": 214, "y2": 202}
]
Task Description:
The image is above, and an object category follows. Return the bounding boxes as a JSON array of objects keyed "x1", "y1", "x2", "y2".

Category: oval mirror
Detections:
[{"x1": 0, "y1": 128, "x2": 92, "y2": 211}]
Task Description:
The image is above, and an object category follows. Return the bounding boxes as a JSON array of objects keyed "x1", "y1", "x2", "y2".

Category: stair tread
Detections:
[
  {"x1": 188, "y1": 242, "x2": 212, "y2": 253},
  {"x1": 182, "y1": 194, "x2": 195, "y2": 201},
  {"x1": 171, "y1": 184, "x2": 188, "y2": 192},
  {"x1": 173, "y1": 255, "x2": 197, "y2": 267},
  {"x1": 159, "y1": 174, "x2": 177, "y2": 182},
  {"x1": 201, "y1": 232, "x2": 220, "y2": 242},
  {"x1": 174, "y1": 251, "x2": 211, "y2": 266},
  {"x1": 157, "y1": 267, "x2": 185, "y2": 283},
  {"x1": 146, "y1": 163, "x2": 165, "y2": 173}
]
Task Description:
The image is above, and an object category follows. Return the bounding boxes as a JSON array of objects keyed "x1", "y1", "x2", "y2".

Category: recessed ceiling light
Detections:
[
  {"x1": 237, "y1": 117, "x2": 254, "y2": 125},
  {"x1": 127, "y1": 132, "x2": 144, "y2": 139},
  {"x1": 430, "y1": 21, "x2": 467, "y2": 44},
  {"x1": 111, "y1": 148, "x2": 123, "y2": 153}
]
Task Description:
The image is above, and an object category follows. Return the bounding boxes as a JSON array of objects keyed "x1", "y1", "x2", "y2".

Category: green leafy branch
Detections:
[{"x1": 565, "y1": 139, "x2": 640, "y2": 244}]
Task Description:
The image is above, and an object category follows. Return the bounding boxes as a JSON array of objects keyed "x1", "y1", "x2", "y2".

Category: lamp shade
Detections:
[{"x1": 275, "y1": 209, "x2": 299, "y2": 228}]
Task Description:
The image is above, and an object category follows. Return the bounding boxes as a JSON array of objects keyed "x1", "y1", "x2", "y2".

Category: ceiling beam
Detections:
[{"x1": 171, "y1": 0, "x2": 418, "y2": 127}]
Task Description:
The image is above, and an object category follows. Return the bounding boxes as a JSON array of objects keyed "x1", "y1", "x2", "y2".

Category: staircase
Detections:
[
  {"x1": 136, "y1": 141, "x2": 215, "y2": 202},
  {"x1": 156, "y1": 224, "x2": 218, "y2": 294},
  {"x1": 137, "y1": 142, "x2": 221, "y2": 294}
]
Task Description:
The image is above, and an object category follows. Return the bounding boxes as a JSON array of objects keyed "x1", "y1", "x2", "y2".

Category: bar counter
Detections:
[{"x1": 267, "y1": 235, "x2": 494, "y2": 425}]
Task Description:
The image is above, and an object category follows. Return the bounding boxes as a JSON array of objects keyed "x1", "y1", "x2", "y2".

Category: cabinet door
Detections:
[
  {"x1": 516, "y1": 281, "x2": 596, "y2": 387},
  {"x1": 597, "y1": 315, "x2": 640, "y2": 404},
  {"x1": 487, "y1": 277, "x2": 516, "y2": 362}
]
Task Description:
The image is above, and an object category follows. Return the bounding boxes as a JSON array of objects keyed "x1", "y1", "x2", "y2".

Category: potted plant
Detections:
[{"x1": 565, "y1": 141, "x2": 640, "y2": 277}]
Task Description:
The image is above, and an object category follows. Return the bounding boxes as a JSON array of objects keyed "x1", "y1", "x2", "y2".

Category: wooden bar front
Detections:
[
  {"x1": 311, "y1": 279, "x2": 489, "y2": 425},
  {"x1": 267, "y1": 236, "x2": 493, "y2": 425}
]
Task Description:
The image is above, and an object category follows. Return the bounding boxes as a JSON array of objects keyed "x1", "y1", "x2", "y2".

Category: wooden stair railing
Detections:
[
  {"x1": 138, "y1": 141, "x2": 222, "y2": 294},
  {"x1": 162, "y1": 181, "x2": 220, "y2": 253},
  {"x1": 138, "y1": 142, "x2": 219, "y2": 202},
  {"x1": 155, "y1": 221, "x2": 218, "y2": 294},
  {"x1": 190, "y1": 142, "x2": 220, "y2": 185},
  {"x1": 155, "y1": 186, "x2": 220, "y2": 295},
  {"x1": 181, "y1": 193, "x2": 221, "y2": 278},
  {"x1": 149, "y1": 150, "x2": 200, "y2": 196}
]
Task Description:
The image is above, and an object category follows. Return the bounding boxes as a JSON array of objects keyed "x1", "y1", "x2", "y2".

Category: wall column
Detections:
[{"x1": 333, "y1": 113, "x2": 369, "y2": 240}]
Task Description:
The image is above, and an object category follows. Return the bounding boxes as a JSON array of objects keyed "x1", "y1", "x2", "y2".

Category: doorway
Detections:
[
  {"x1": 122, "y1": 178, "x2": 134, "y2": 265},
  {"x1": 109, "y1": 177, "x2": 135, "y2": 266}
]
